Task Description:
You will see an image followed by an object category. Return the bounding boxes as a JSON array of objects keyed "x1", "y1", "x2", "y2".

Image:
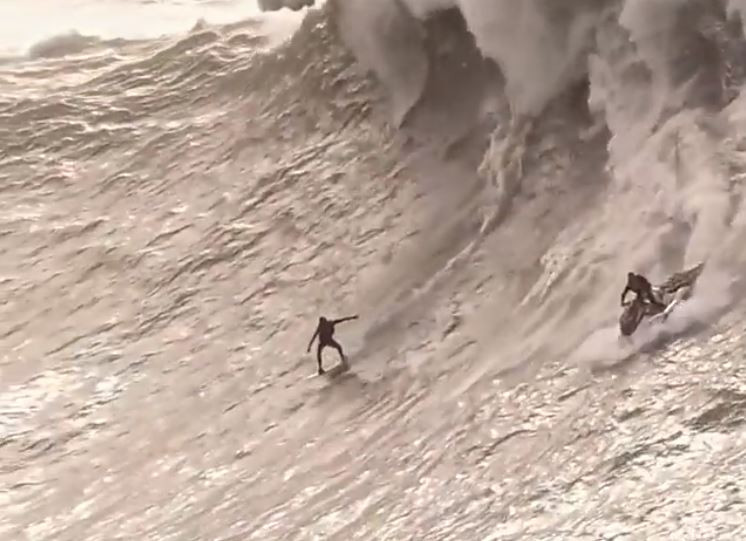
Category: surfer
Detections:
[
  {"x1": 621, "y1": 272, "x2": 665, "y2": 309},
  {"x1": 307, "y1": 315, "x2": 358, "y2": 375}
]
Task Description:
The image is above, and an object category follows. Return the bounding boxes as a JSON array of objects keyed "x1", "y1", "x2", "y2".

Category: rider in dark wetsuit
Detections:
[
  {"x1": 621, "y1": 272, "x2": 666, "y2": 309},
  {"x1": 307, "y1": 315, "x2": 358, "y2": 374}
]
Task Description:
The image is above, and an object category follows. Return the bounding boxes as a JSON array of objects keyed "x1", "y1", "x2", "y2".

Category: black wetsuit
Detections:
[
  {"x1": 621, "y1": 272, "x2": 665, "y2": 308},
  {"x1": 307, "y1": 315, "x2": 358, "y2": 374}
]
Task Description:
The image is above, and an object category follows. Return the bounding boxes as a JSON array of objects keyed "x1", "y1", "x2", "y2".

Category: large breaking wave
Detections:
[
  {"x1": 3, "y1": 0, "x2": 746, "y2": 539},
  {"x1": 332, "y1": 0, "x2": 746, "y2": 365}
]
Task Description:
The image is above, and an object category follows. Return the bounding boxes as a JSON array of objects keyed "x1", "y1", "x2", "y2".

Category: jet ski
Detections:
[{"x1": 619, "y1": 262, "x2": 705, "y2": 337}]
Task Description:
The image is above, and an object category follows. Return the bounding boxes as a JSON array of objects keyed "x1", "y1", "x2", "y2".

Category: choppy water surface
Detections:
[{"x1": 2, "y1": 1, "x2": 746, "y2": 539}]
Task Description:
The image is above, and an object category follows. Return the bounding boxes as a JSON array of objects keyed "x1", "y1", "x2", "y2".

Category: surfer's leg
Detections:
[
  {"x1": 316, "y1": 343, "x2": 325, "y2": 374},
  {"x1": 329, "y1": 338, "x2": 346, "y2": 364}
]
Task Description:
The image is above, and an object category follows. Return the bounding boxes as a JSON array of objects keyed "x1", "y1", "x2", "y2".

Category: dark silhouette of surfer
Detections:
[
  {"x1": 621, "y1": 272, "x2": 665, "y2": 309},
  {"x1": 307, "y1": 315, "x2": 358, "y2": 375}
]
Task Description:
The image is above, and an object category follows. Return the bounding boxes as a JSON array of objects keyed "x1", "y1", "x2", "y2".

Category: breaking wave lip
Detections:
[
  {"x1": 27, "y1": 32, "x2": 110, "y2": 60},
  {"x1": 20, "y1": 12, "x2": 300, "y2": 62},
  {"x1": 0, "y1": 54, "x2": 22, "y2": 65},
  {"x1": 24, "y1": 25, "x2": 217, "y2": 61}
]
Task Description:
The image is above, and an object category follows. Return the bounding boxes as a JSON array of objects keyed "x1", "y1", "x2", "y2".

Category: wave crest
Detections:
[{"x1": 27, "y1": 31, "x2": 103, "y2": 59}]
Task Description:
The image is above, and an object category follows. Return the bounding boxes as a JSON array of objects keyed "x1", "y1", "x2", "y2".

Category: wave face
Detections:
[{"x1": 3, "y1": 1, "x2": 746, "y2": 540}]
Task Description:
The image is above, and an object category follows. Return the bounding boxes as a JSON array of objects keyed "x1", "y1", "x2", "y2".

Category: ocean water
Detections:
[{"x1": 2, "y1": 1, "x2": 746, "y2": 539}]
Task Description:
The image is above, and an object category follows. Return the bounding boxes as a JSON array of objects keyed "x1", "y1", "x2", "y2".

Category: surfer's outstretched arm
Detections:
[
  {"x1": 332, "y1": 315, "x2": 358, "y2": 325},
  {"x1": 306, "y1": 327, "x2": 319, "y2": 353}
]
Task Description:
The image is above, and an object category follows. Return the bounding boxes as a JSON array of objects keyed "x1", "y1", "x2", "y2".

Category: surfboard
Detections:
[
  {"x1": 324, "y1": 361, "x2": 351, "y2": 378},
  {"x1": 306, "y1": 361, "x2": 350, "y2": 379}
]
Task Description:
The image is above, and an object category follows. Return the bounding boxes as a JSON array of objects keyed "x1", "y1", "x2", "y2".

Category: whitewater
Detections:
[{"x1": 2, "y1": 0, "x2": 746, "y2": 539}]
